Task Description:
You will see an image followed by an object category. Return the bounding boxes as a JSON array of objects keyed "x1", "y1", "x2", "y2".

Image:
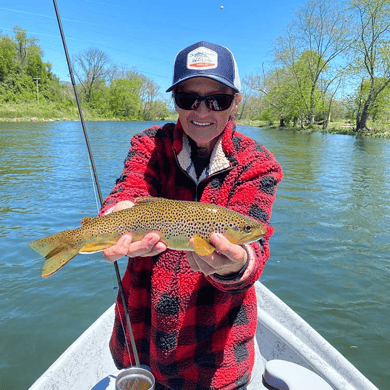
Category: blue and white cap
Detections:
[{"x1": 166, "y1": 41, "x2": 241, "y2": 93}]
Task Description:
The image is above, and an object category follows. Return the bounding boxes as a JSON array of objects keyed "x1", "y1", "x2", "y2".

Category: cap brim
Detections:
[{"x1": 166, "y1": 75, "x2": 240, "y2": 93}]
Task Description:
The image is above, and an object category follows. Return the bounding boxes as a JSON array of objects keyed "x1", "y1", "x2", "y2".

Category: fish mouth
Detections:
[{"x1": 237, "y1": 236, "x2": 264, "y2": 245}]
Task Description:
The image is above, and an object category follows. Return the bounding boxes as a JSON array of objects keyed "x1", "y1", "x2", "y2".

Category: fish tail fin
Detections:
[{"x1": 29, "y1": 229, "x2": 83, "y2": 278}]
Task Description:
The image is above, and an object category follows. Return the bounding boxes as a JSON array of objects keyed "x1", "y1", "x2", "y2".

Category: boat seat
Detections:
[{"x1": 262, "y1": 360, "x2": 333, "y2": 390}]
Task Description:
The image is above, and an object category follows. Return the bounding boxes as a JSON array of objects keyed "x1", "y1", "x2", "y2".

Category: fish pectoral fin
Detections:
[
  {"x1": 79, "y1": 241, "x2": 118, "y2": 253},
  {"x1": 193, "y1": 235, "x2": 215, "y2": 256}
]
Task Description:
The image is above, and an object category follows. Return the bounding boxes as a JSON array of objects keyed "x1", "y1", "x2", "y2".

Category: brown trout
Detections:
[{"x1": 29, "y1": 197, "x2": 266, "y2": 278}]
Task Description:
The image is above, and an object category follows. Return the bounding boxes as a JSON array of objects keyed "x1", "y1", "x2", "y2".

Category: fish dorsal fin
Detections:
[
  {"x1": 133, "y1": 197, "x2": 164, "y2": 206},
  {"x1": 81, "y1": 217, "x2": 95, "y2": 225}
]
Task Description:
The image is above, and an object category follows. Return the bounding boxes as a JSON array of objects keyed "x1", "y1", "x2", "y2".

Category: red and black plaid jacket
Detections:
[{"x1": 100, "y1": 119, "x2": 282, "y2": 390}]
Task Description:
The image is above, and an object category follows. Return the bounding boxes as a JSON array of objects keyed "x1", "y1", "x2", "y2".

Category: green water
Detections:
[{"x1": 0, "y1": 121, "x2": 389, "y2": 389}]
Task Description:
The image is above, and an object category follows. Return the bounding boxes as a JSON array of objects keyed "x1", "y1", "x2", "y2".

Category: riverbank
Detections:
[
  {"x1": 238, "y1": 119, "x2": 390, "y2": 138},
  {"x1": 2, "y1": 104, "x2": 390, "y2": 138},
  {"x1": 0, "y1": 103, "x2": 177, "y2": 123},
  {"x1": 0, "y1": 103, "x2": 79, "y2": 122}
]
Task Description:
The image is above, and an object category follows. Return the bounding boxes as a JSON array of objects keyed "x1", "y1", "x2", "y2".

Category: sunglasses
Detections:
[{"x1": 174, "y1": 92, "x2": 236, "y2": 111}]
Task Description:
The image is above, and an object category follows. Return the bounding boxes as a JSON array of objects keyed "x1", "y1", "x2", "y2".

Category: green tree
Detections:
[
  {"x1": 108, "y1": 78, "x2": 141, "y2": 118},
  {"x1": 115, "y1": 70, "x2": 169, "y2": 120},
  {"x1": 144, "y1": 100, "x2": 169, "y2": 120},
  {"x1": 353, "y1": 77, "x2": 390, "y2": 123},
  {"x1": 273, "y1": 0, "x2": 350, "y2": 124},
  {"x1": 243, "y1": 68, "x2": 291, "y2": 125},
  {"x1": 26, "y1": 51, "x2": 45, "y2": 79},
  {"x1": 4, "y1": 72, "x2": 35, "y2": 103},
  {"x1": 13, "y1": 26, "x2": 41, "y2": 66},
  {"x1": 245, "y1": 56, "x2": 324, "y2": 127},
  {"x1": 350, "y1": 0, "x2": 390, "y2": 131},
  {"x1": 0, "y1": 33, "x2": 17, "y2": 81},
  {"x1": 123, "y1": 70, "x2": 160, "y2": 118}
]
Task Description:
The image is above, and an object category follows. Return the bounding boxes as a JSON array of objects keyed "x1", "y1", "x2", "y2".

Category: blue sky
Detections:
[{"x1": 0, "y1": 0, "x2": 307, "y2": 98}]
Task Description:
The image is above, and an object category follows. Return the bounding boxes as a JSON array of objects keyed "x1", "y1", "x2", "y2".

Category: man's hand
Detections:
[{"x1": 187, "y1": 233, "x2": 247, "y2": 276}]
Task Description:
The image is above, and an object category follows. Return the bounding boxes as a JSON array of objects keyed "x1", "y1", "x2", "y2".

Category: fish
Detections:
[{"x1": 29, "y1": 197, "x2": 266, "y2": 278}]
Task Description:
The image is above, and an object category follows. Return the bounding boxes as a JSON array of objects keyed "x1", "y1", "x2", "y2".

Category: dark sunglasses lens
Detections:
[
  {"x1": 175, "y1": 93, "x2": 235, "y2": 111},
  {"x1": 175, "y1": 94, "x2": 198, "y2": 110},
  {"x1": 206, "y1": 95, "x2": 234, "y2": 111}
]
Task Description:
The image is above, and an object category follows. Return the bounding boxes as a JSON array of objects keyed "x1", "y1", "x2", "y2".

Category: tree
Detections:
[
  {"x1": 108, "y1": 78, "x2": 141, "y2": 118},
  {"x1": 13, "y1": 26, "x2": 41, "y2": 66},
  {"x1": 353, "y1": 77, "x2": 390, "y2": 123},
  {"x1": 273, "y1": 0, "x2": 351, "y2": 124},
  {"x1": 237, "y1": 79, "x2": 261, "y2": 121},
  {"x1": 350, "y1": 0, "x2": 390, "y2": 131},
  {"x1": 245, "y1": 60, "x2": 322, "y2": 127},
  {"x1": 0, "y1": 33, "x2": 17, "y2": 81},
  {"x1": 120, "y1": 70, "x2": 168, "y2": 120},
  {"x1": 145, "y1": 100, "x2": 170, "y2": 120},
  {"x1": 73, "y1": 48, "x2": 112, "y2": 103},
  {"x1": 26, "y1": 51, "x2": 45, "y2": 79},
  {"x1": 120, "y1": 70, "x2": 159, "y2": 117},
  {"x1": 139, "y1": 78, "x2": 159, "y2": 118},
  {"x1": 317, "y1": 74, "x2": 343, "y2": 128}
]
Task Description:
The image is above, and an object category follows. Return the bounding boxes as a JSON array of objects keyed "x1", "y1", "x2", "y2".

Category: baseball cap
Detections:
[{"x1": 166, "y1": 41, "x2": 241, "y2": 93}]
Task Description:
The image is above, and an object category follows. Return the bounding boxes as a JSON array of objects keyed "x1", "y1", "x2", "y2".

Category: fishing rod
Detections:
[{"x1": 52, "y1": 0, "x2": 140, "y2": 368}]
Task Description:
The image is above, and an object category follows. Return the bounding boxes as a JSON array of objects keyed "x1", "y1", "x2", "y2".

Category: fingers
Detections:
[
  {"x1": 103, "y1": 234, "x2": 133, "y2": 263},
  {"x1": 188, "y1": 233, "x2": 247, "y2": 276},
  {"x1": 103, "y1": 232, "x2": 167, "y2": 263},
  {"x1": 210, "y1": 233, "x2": 247, "y2": 263},
  {"x1": 127, "y1": 233, "x2": 164, "y2": 258}
]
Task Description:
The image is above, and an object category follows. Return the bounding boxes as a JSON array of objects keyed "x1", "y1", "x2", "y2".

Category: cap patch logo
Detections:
[{"x1": 187, "y1": 47, "x2": 218, "y2": 70}]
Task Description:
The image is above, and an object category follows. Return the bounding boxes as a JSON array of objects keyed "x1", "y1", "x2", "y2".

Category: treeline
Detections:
[
  {"x1": 238, "y1": 0, "x2": 390, "y2": 132},
  {"x1": 3, "y1": 0, "x2": 390, "y2": 130},
  {"x1": 0, "y1": 27, "x2": 170, "y2": 120}
]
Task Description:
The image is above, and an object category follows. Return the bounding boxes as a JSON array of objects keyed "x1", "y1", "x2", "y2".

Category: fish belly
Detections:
[{"x1": 165, "y1": 233, "x2": 193, "y2": 251}]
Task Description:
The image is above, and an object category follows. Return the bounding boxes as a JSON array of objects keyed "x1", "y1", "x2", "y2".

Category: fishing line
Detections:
[{"x1": 53, "y1": 0, "x2": 140, "y2": 368}]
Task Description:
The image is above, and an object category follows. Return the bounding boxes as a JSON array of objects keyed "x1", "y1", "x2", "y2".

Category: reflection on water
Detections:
[{"x1": 0, "y1": 122, "x2": 389, "y2": 389}]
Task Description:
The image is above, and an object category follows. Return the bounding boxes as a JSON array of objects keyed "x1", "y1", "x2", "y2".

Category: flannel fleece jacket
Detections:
[{"x1": 99, "y1": 119, "x2": 283, "y2": 390}]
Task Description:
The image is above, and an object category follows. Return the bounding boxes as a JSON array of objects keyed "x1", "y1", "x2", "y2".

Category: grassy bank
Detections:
[
  {"x1": 0, "y1": 102, "x2": 81, "y2": 122},
  {"x1": 0, "y1": 102, "x2": 178, "y2": 122},
  {"x1": 238, "y1": 119, "x2": 390, "y2": 138}
]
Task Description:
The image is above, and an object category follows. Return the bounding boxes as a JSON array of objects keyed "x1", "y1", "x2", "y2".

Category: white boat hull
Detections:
[{"x1": 29, "y1": 281, "x2": 377, "y2": 390}]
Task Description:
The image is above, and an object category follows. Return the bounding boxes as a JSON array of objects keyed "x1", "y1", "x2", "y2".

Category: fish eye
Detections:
[{"x1": 243, "y1": 225, "x2": 252, "y2": 233}]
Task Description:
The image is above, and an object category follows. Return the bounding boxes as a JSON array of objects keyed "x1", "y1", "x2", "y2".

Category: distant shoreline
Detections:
[
  {"x1": 0, "y1": 102, "x2": 178, "y2": 124},
  {"x1": 1, "y1": 114, "x2": 389, "y2": 138}
]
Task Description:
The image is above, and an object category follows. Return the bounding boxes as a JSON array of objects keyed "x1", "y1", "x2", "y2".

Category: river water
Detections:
[{"x1": 0, "y1": 121, "x2": 389, "y2": 389}]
